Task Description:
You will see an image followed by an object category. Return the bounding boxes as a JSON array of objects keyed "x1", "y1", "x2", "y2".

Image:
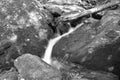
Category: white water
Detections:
[{"x1": 42, "y1": 23, "x2": 83, "y2": 64}]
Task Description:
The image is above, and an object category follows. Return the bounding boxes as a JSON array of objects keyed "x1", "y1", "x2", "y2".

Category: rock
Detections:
[
  {"x1": 0, "y1": 0, "x2": 54, "y2": 72},
  {"x1": 13, "y1": 54, "x2": 118, "y2": 80},
  {"x1": 51, "y1": 59, "x2": 119, "y2": 80},
  {"x1": 0, "y1": 0, "x2": 120, "y2": 79},
  {"x1": 61, "y1": 67, "x2": 119, "y2": 80},
  {"x1": 0, "y1": 0, "x2": 54, "y2": 56},
  {"x1": 0, "y1": 68, "x2": 18, "y2": 80},
  {"x1": 52, "y1": 9, "x2": 120, "y2": 78},
  {"x1": 14, "y1": 54, "x2": 61, "y2": 80}
]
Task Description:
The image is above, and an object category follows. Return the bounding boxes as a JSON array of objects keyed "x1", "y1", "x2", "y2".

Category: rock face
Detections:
[
  {"x1": 14, "y1": 54, "x2": 61, "y2": 80},
  {"x1": 52, "y1": 9, "x2": 120, "y2": 77}
]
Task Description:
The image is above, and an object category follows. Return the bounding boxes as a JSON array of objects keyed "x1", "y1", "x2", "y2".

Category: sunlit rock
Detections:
[{"x1": 14, "y1": 54, "x2": 61, "y2": 80}]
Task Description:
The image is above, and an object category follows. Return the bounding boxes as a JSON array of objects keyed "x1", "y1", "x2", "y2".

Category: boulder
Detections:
[
  {"x1": 14, "y1": 54, "x2": 61, "y2": 80},
  {"x1": 52, "y1": 9, "x2": 120, "y2": 78}
]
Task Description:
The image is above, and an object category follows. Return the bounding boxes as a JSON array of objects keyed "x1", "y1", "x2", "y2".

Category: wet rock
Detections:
[
  {"x1": 51, "y1": 59, "x2": 119, "y2": 80},
  {"x1": 52, "y1": 9, "x2": 120, "y2": 78},
  {"x1": 13, "y1": 54, "x2": 118, "y2": 80},
  {"x1": 14, "y1": 54, "x2": 61, "y2": 80}
]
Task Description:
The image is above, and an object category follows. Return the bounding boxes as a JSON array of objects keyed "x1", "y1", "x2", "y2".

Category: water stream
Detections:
[{"x1": 42, "y1": 23, "x2": 83, "y2": 64}]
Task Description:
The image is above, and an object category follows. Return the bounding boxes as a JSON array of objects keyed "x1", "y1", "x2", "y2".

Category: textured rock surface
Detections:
[
  {"x1": 14, "y1": 54, "x2": 61, "y2": 80},
  {"x1": 52, "y1": 9, "x2": 120, "y2": 77},
  {"x1": 0, "y1": 68, "x2": 18, "y2": 80},
  {"x1": 13, "y1": 54, "x2": 118, "y2": 80},
  {"x1": 0, "y1": 0, "x2": 120, "y2": 80},
  {"x1": 0, "y1": 54, "x2": 118, "y2": 80},
  {"x1": 51, "y1": 59, "x2": 119, "y2": 80},
  {"x1": 61, "y1": 66, "x2": 119, "y2": 80},
  {"x1": 0, "y1": 0, "x2": 54, "y2": 71}
]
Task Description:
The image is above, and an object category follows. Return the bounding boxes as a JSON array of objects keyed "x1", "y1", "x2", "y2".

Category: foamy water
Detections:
[{"x1": 42, "y1": 23, "x2": 83, "y2": 64}]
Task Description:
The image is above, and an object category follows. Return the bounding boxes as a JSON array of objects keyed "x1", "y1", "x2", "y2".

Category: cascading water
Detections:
[{"x1": 42, "y1": 23, "x2": 83, "y2": 64}]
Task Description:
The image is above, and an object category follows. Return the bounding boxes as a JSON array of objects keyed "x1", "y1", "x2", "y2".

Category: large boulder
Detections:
[
  {"x1": 52, "y1": 9, "x2": 120, "y2": 77},
  {"x1": 14, "y1": 54, "x2": 61, "y2": 80}
]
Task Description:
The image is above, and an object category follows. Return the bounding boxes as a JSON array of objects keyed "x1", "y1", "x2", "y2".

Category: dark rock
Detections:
[
  {"x1": 61, "y1": 68, "x2": 119, "y2": 80},
  {"x1": 51, "y1": 59, "x2": 119, "y2": 80},
  {"x1": 14, "y1": 54, "x2": 61, "y2": 80},
  {"x1": 52, "y1": 9, "x2": 120, "y2": 78},
  {"x1": 13, "y1": 54, "x2": 118, "y2": 80},
  {"x1": 56, "y1": 21, "x2": 70, "y2": 35}
]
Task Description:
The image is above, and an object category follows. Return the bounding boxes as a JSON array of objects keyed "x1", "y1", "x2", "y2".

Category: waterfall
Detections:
[{"x1": 42, "y1": 23, "x2": 83, "y2": 64}]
